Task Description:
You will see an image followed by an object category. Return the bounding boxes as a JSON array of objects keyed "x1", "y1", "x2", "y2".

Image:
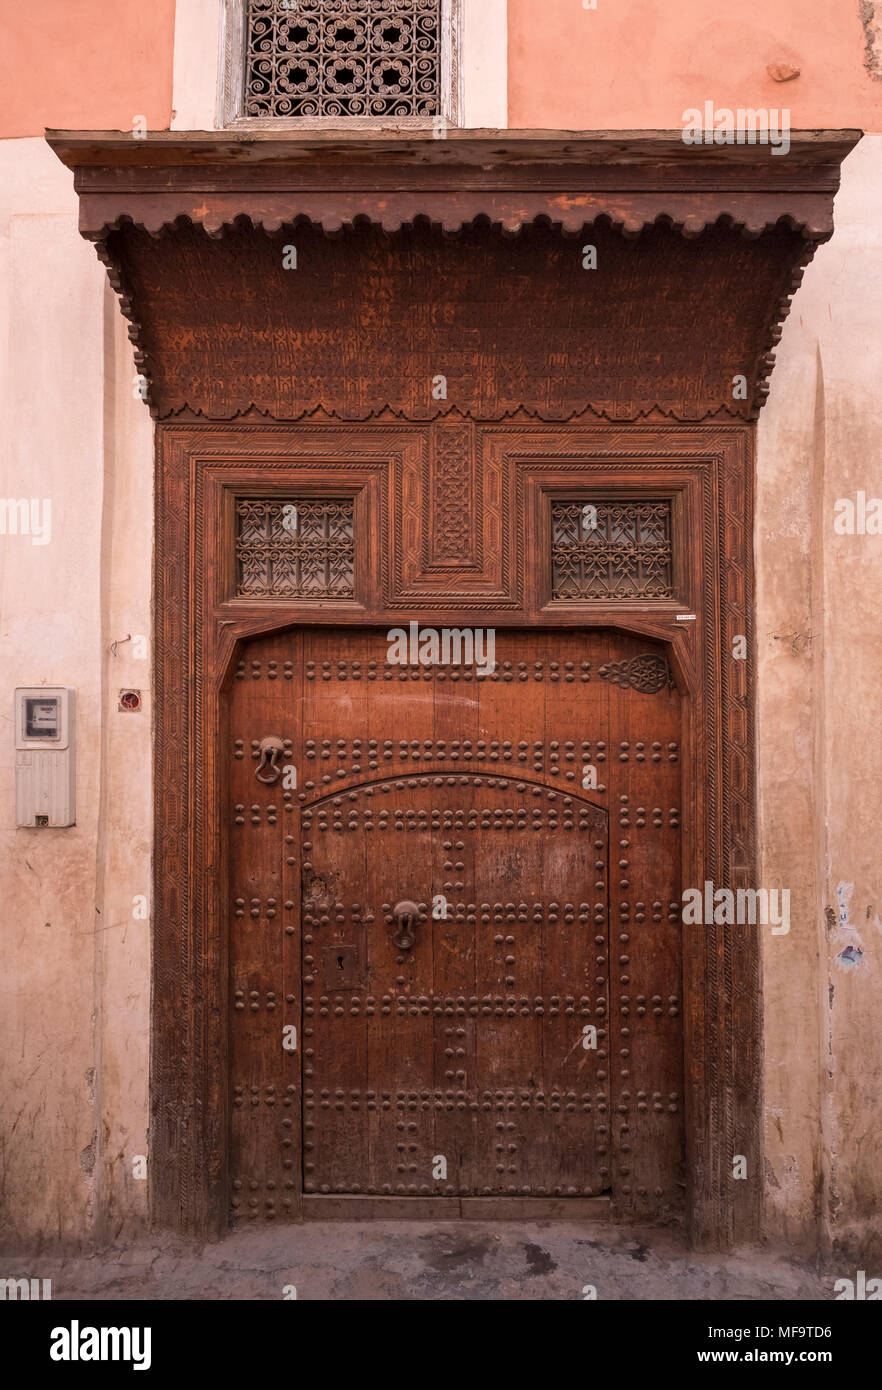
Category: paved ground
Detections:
[{"x1": 5, "y1": 1221, "x2": 836, "y2": 1301}]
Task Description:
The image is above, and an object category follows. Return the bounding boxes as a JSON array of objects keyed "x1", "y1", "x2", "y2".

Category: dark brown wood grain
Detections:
[
  {"x1": 151, "y1": 420, "x2": 756, "y2": 1248},
  {"x1": 47, "y1": 126, "x2": 858, "y2": 162},
  {"x1": 48, "y1": 129, "x2": 858, "y2": 427},
  {"x1": 105, "y1": 219, "x2": 808, "y2": 424},
  {"x1": 227, "y1": 627, "x2": 682, "y2": 1215}
]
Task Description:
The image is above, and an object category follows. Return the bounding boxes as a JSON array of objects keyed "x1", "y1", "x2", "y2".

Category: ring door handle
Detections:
[
  {"x1": 392, "y1": 899, "x2": 421, "y2": 952},
  {"x1": 255, "y1": 736, "x2": 285, "y2": 785}
]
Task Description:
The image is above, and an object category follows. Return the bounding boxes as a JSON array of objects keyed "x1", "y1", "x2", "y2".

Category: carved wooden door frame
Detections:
[{"x1": 152, "y1": 418, "x2": 757, "y2": 1249}]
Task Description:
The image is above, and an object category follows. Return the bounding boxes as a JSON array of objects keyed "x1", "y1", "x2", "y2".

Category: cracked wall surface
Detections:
[
  {"x1": 758, "y1": 134, "x2": 882, "y2": 1262},
  {"x1": 860, "y1": 1, "x2": 882, "y2": 79},
  {"x1": 0, "y1": 140, "x2": 153, "y2": 1250}
]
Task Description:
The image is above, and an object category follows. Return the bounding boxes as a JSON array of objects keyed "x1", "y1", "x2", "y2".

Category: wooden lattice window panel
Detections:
[
  {"x1": 244, "y1": 0, "x2": 441, "y2": 118},
  {"x1": 235, "y1": 498, "x2": 355, "y2": 597},
  {"x1": 551, "y1": 500, "x2": 674, "y2": 600}
]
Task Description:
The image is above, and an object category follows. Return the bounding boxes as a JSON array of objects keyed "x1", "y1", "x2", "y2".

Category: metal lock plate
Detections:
[{"x1": 322, "y1": 945, "x2": 361, "y2": 989}]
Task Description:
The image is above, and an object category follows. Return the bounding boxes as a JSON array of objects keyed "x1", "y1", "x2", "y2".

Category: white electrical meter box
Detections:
[{"x1": 14, "y1": 687, "x2": 76, "y2": 827}]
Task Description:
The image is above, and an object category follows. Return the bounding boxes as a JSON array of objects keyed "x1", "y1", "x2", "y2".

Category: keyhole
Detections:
[{"x1": 337, "y1": 955, "x2": 344, "y2": 970}]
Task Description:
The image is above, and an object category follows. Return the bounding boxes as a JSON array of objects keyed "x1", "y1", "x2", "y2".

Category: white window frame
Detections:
[{"x1": 170, "y1": 0, "x2": 507, "y2": 131}]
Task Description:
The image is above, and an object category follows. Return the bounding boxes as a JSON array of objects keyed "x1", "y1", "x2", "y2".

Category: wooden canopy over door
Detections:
[{"x1": 50, "y1": 128, "x2": 858, "y2": 1246}]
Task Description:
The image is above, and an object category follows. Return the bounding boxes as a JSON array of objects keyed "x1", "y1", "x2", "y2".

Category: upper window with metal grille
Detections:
[
  {"x1": 242, "y1": 0, "x2": 443, "y2": 120},
  {"x1": 550, "y1": 500, "x2": 675, "y2": 601}
]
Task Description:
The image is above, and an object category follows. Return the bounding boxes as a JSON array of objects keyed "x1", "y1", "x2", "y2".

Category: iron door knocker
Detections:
[
  {"x1": 255, "y1": 735, "x2": 285, "y2": 785},
  {"x1": 392, "y1": 900, "x2": 421, "y2": 951}
]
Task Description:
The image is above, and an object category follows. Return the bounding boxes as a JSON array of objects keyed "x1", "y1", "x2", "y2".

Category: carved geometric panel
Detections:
[
  {"x1": 245, "y1": 0, "x2": 441, "y2": 118},
  {"x1": 427, "y1": 419, "x2": 475, "y2": 568},
  {"x1": 551, "y1": 500, "x2": 674, "y2": 600},
  {"x1": 597, "y1": 653, "x2": 674, "y2": 693},
  {"x1": 391, "y1": 425, "x2": 513, "y2": 605},
  {"x1": 235, "y1": 497, "x2": 355, "y2": 597}
]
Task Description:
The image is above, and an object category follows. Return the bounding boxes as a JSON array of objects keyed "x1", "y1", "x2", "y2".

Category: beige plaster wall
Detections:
[
  {"x1": 757, "y1": 134, "x2": 882, "y2": 1262},
  {"x1": 0, "y1": 139, "x2": 153, "y2": 1248}
]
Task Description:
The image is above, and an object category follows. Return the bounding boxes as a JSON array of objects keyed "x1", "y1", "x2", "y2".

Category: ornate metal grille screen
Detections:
[
  {"x1": 236, "y1": 498, "x2": 356, "y2": 597},
  {"x1": 244, "y1": 0, "x2": 441, "y2": 118},
  {"x1": 551, "y1": 500, "x2": 674, "y2": 600}
]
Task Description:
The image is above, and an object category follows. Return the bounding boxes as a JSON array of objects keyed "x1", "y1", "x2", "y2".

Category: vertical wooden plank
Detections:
[
  {"x1": 228, "y1": 632, "x2": 290, "y2": 1225},
  {"x1": 535, "y1": 633, "x2": 611, "y2": 1195},
  {"x1": 604, "y1": 632, "x2": 684, "y2": 1221},
  {"x1": 473, "y1": 639, "x2": 536, "y2": 1194},
  {"x1": 302, "y1": 630, "x2": 373, "y2": 1195},
  {"x1": 281, "y1": 629, "x2": 303, "y2": 1219},
  {"x1": 431, "y1": 653, "x2": 480, "y2": 1197}
]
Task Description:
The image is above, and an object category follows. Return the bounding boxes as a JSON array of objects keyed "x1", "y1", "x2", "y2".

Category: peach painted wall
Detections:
[
  {"x1": 6, "y1": 2, "x2": 882, "y2": 143},
  {"x1": 508, "y1": 0, "x2": 882, "y2": 132},
  {"x1": 0, "y1": 0, "x2": 175, "y2": 139}
]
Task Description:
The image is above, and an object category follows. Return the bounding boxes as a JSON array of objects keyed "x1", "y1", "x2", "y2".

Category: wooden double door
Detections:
[{"x1": 228, "y1": 626, "x2": 684, "y2": 1219}]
